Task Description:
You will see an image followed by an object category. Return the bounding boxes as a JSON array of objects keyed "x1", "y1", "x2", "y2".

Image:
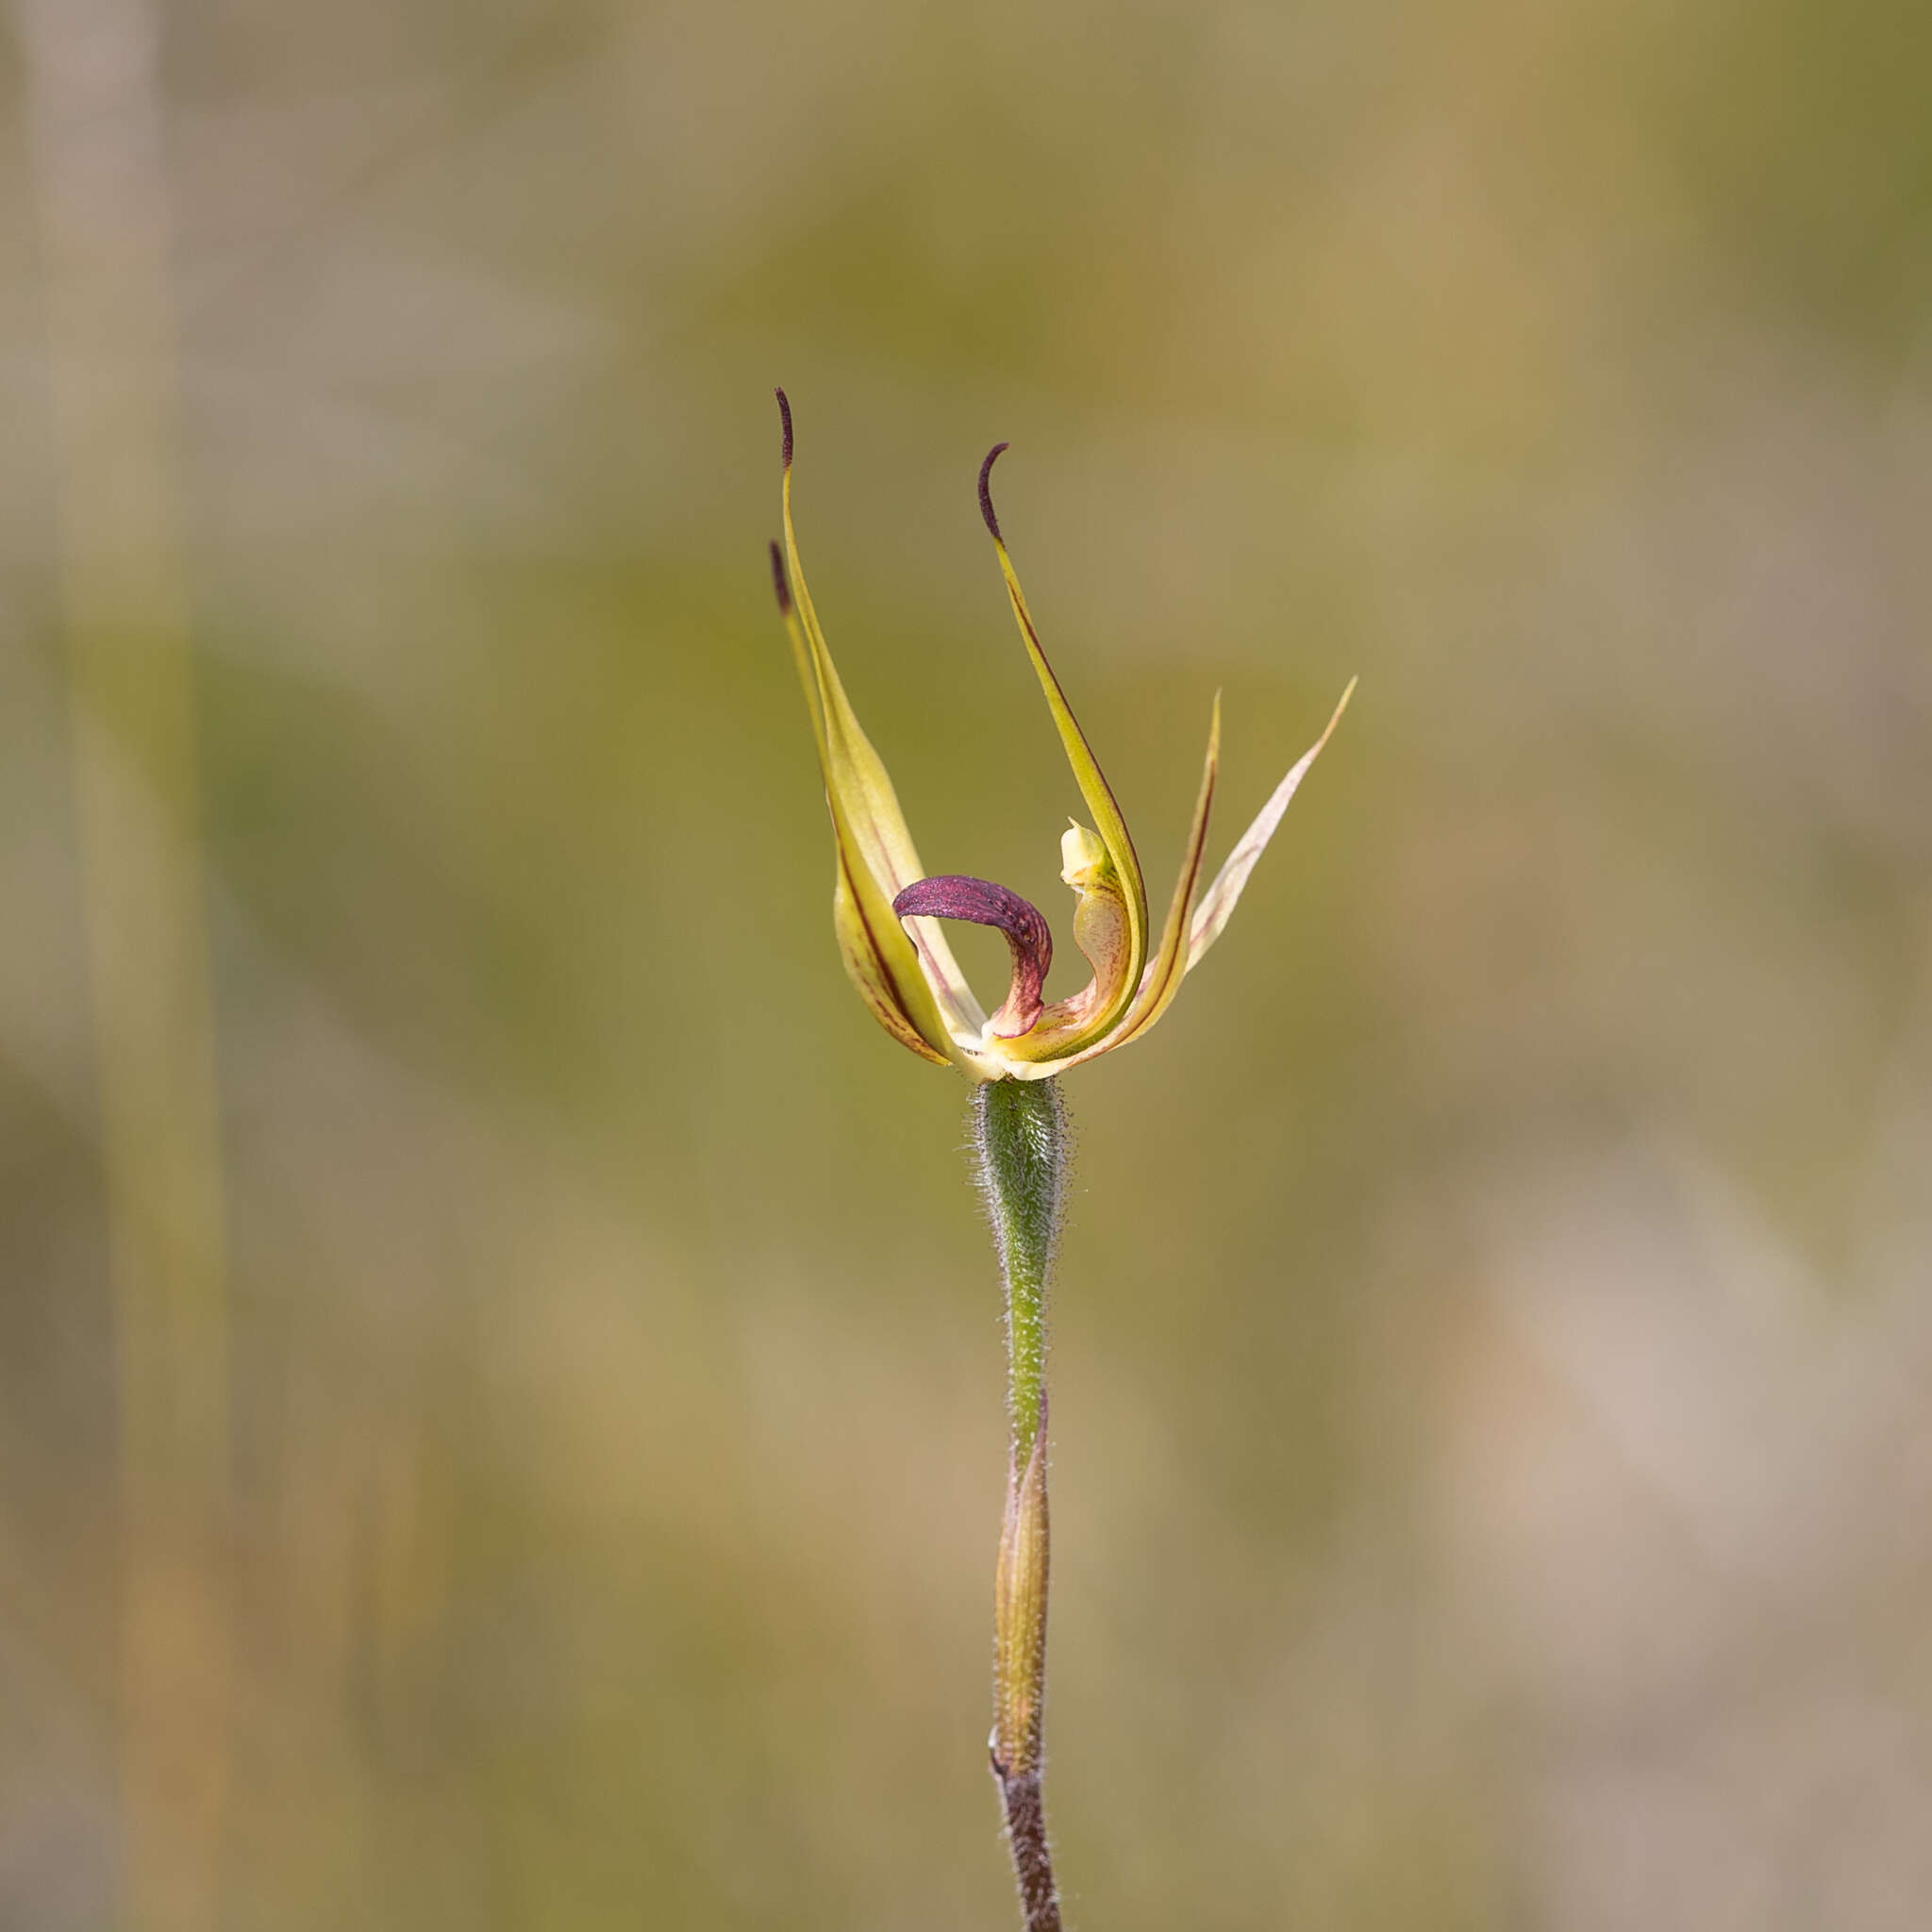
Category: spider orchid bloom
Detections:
[{"x1": 770, "y1": 391, "x2": 1354, "y2": 1084}]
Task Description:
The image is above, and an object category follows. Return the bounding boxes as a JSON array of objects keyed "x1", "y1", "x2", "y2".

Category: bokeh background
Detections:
[{"x1": 6, "y1": 1, "x2": 1932, "y2": 1926}]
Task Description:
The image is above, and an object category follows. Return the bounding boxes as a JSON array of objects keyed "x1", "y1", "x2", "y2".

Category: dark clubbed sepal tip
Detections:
[
  {"x1": 978, "y1": 442, "x2": 1010, "y2": 543},
  {"x1": 768, "y1": 540, "x2": 791, "y2": 615},
  {"x1": 774, "y1": 388, "x2": 793, "y2": 468}
]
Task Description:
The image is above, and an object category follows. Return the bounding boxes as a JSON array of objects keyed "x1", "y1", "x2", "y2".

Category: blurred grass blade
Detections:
[{"x1": 17, "y1": 0, "x2": 232, "y2": 1925}]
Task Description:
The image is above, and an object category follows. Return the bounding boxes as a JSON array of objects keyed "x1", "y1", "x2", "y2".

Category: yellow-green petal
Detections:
[
  {"x1": 774, "y1": 394, "x2": 987, "y2": 1057},
  {"x1": 774, "y1": 578, "x2": 955, "y2": 1063},
  {"x1": 1187, "y1": 677, "x2": 1356, "y2": 972},
  {"x1": 833, "y1": 853, "x2": 951, "y2": 1066},
  {"x1": 978, "y1": 444, "x2": 1148, "y2": 1045},
  {"x1": 1064, "y1": 695, "x2": 1220, "y2": 1063}
]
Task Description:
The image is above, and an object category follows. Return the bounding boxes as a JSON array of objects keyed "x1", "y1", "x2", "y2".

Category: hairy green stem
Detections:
[{"x1": 973, "y1": 1077, "x2": 1070, "y2": 1932}]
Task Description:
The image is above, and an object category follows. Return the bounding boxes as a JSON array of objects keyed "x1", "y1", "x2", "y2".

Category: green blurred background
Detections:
[{"x1": 6, "y1": 1, "x2": 1931, "y2": 1926}]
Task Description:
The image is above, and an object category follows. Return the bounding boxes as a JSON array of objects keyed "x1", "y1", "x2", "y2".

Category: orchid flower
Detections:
[
  {"x1": 769, "y1": 390, "x2": 1354, "y2": 1084},
  {"x1": 768, "y1": 390, "x2": 1355, "y2": 1932}
]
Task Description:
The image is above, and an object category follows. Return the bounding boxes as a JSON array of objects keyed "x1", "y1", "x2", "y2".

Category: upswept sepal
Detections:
[{"x1": 771, "y1": 394, "x2": 987, "y2": 1070}]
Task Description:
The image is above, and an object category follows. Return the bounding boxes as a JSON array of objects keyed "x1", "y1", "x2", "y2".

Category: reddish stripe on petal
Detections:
[{"x1": 893, "y1": 874, "x2": 1052, "y2": 1039}]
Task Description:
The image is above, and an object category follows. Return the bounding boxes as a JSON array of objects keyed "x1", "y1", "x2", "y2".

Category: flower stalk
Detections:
[
  {"x1": 974, "y1": 1077, "x2": 1070, "y2": 1932},
  {"x1": 770, "y1": 393, "x2": 1354, "y2": 1923}
]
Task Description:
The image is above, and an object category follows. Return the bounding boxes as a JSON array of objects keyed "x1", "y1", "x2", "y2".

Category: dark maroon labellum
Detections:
[{"x1": 893, "y1": 874, "x2": 1052, "y2": 1038}]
